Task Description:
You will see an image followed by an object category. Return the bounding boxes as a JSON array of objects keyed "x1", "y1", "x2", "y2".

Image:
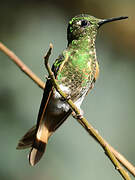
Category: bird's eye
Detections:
[{"x1": 81, "y1": 20, "x2": 90, "y2": 27}]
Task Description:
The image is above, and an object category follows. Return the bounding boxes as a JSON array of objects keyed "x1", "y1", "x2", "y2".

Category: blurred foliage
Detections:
[{"x1": 0, "y1": 0, "x2": 135, "y2": 180}]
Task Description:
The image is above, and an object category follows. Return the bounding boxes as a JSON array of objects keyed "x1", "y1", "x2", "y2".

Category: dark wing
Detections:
[
  {"x1": 35, "y1": 53, "x2": 65, "y2": 134},
  {"x1": 35, "y1": 79, "x2": 53, "y2": 133},
  {"x1": 17, "y1": 53, "x2": 65, "y2": 150}
]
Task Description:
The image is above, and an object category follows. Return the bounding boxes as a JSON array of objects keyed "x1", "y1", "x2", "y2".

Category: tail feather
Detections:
[
  {"x1": 17, "y1": 124, "x2": 49, "y2": 166},
  {"x1": 29, "y1": 142, "x2": 46, "y2": 166},
  {"x1": 29, "y1": 123, "x2": 49, "y2": 166},
  {"x1": 16, "y1": 125, "x2": 36, "y2": 149}
]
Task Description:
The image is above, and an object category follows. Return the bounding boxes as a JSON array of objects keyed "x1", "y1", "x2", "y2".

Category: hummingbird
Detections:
[{"x1": 17, "y1": 14, "x2": 128, "y2": 166}]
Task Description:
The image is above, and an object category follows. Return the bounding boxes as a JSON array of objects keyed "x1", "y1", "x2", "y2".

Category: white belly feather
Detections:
[{"x1": 52, "y1": 84, "x2": 86, "y2": 113}]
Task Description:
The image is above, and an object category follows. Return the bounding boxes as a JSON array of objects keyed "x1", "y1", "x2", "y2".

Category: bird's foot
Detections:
[
  {"x1": 45, "y1": 76, "x2": 51, "y2": 80},
  {"x1": 60, "y1": 94, "x2": 71, "y2": 101},
  {"x1": 72, "y1": 108, "x2": 84, "y2": 119}
]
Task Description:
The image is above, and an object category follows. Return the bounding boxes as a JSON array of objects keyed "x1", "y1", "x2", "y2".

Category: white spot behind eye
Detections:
[{"x1": 76, "y1": 21, "x2": 81, "y2": 25}]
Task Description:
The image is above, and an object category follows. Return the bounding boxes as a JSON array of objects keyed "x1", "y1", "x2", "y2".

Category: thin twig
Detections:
[
  {"x1": 106, "y1": 141, "x2": 135, "y2": 177},
  {"x1": 1, "y1": 41, "x2": 135, "y2": 178},
  {"x1": 0, "y1": 42, "x2": 45, "y2": 89},
  {"x1": 44, "y1": 44, "x2": 131, "y2": 180}
]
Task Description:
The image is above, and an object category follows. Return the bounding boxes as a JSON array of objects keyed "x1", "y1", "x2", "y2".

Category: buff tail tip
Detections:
[{"x1": 29, "y1": 142, "x2": 46, "y2": 166}]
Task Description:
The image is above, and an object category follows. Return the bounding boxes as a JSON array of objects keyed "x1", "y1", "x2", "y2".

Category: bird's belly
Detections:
[
  {"x1": 47, "y1": 84, "x2": 71, "y2": 116},
  {"x1": 48, "y1": 96, "x2": 70, "y2": 115}
]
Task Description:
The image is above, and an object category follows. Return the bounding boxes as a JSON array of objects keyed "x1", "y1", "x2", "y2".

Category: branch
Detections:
[
  {"x1": 44, "y1": 44, "x2": 131, "y2": 180},
  {"x1": 0, "y1": 42, "x2": 45, "y2": 89},
  {"x1": 107, "y1": 141, "x2": 135, "y2": 177},
  {"x1": 1, "y1": 42, "x2": 135, "y2": 178}
]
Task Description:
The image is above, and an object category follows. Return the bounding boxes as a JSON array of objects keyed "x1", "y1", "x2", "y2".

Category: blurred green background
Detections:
[{"x1": 0, "y1": 0, "x2": 135, "y2": 180}]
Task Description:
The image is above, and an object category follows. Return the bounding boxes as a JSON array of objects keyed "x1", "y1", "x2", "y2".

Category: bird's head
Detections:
[{"x1": 67, "y1": 14, "x2": 128, "y2": 44}]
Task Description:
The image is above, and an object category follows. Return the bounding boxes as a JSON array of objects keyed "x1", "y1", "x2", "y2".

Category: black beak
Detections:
[{"x1": 98, "y1": 16, "x2": 128, "y2": 27}]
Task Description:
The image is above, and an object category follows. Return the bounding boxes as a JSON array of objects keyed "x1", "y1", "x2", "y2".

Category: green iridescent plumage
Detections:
[{"x1": 53, "y1": 14, "x2": 99, "y2": 102}]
